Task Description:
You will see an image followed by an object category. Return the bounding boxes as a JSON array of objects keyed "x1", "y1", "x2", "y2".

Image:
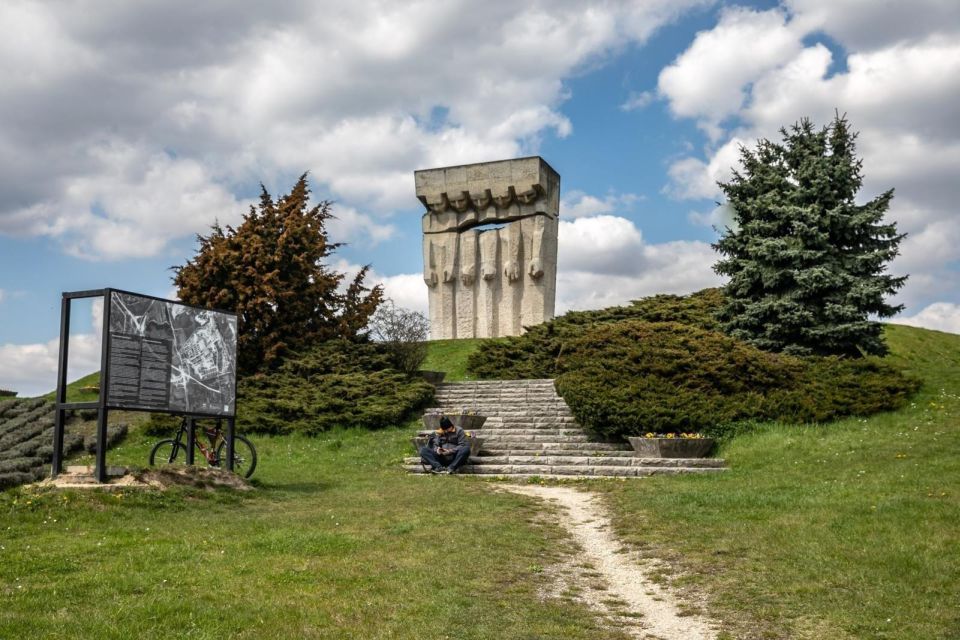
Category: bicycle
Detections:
[{"x1": 149, "y1": 417, "x2": 257, "y2": 478}]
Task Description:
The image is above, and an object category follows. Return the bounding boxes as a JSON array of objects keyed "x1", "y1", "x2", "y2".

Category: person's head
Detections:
[{"x1": 439, "y1": 416, "x2": 454, "y2": 431}]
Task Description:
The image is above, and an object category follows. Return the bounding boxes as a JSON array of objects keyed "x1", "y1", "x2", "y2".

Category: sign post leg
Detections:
[
  {"x1": 226, "y1": 417, "x2": 235, "y2": 472},
  {"x1": 186, "y1": 417, "x2": 196, "y2": 465},
  {"x1": 51, "y1": 296, "x2": 71, "y2": 478},
  {"x1": 95, "y1": 408, "x2": 109, "y2": 483},
  {"x1": 95, "y1": 290, "x2": 112, "y2": 484}
]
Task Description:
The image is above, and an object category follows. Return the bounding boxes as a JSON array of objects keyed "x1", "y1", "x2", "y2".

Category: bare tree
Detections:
[{"x1": 368, "y1": 300, "x2": 430, "y2": 374}]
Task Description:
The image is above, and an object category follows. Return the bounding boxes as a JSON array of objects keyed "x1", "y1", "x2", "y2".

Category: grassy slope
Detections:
[
  {"x1": 420, "y1": 339, "x2": 484, "y2": 382},
  {"x1": 0, "y1": 420, "x2": 630, "y2": 639},
  {"x1": 9, "y1": 328, "x2": 956, "y2": 637},
  {"x1": 40, "y1": 371, "x2": 100, "y2": 403},
  {"x1": 597, "y1": 323, "x2": 960, "y2": 640}
]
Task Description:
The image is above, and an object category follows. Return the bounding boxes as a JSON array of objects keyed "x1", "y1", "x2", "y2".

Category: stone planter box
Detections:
[
  {"x1": 627, "y1": 437, "x2": 715, "y2": 458},
  {"x1": 421, "y1": 413, "x2": 487, "y2": 431},
  {"x1": 412, "y1": 432, "x2": 483, "y2": 457}
]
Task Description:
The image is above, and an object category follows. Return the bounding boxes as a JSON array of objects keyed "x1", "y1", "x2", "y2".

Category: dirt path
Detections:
[{"x1": 500, "y1": 484, "x2": 719, "y2": 640}]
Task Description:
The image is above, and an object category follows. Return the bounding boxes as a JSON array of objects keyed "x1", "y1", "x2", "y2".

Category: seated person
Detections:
[{"x1": 419, "y1": 416, "x2": 471, "y2": 474}]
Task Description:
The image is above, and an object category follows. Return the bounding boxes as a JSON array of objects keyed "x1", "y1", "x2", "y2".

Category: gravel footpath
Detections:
[{"x1": 500, "y1": 484, "x2": 719, "y2": 640}]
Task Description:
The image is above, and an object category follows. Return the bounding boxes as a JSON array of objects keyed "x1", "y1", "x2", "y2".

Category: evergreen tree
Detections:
[
  {"x1": 174, "y1": 174, "x2": 383, "y2": 373},
  {"x1": 713, "y1": 114, "x2": 906, "y2": 357}
]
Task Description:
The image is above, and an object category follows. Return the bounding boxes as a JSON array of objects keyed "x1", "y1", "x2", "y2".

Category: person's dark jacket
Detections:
[{"x1": 428, "y1": 426, "x2": 467, "y2": 453}]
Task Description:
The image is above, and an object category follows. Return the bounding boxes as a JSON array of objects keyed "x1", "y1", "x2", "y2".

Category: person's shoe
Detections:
[
  {"x1": 438, "y1": 468, "x2": 452, "y2": 475},
  {"x1": 428, "y1": 467, "x2": 445, "y2": 474}
]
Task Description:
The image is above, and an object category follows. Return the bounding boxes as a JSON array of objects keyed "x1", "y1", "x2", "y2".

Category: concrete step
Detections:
[
  {"x1": 461, "y1": 429, "x2": 588, "y2": 437},
  {"x1": 479, "y1": 449, "x2": 639, "y2": 457},
  {"x1": 434, "y1": 392, "x2": 559, "y2": 398},
  {"x1": 480, "y1": 441, "x2": 631, "y2": 452},
  {"x1": 477, "y1": 433, "x2": 608, "y2": 443},
  {"x1": 431, "y1": 396, "x2": 567, "y2": 401},
  {"x1": 404, "y1": 455, "x2": 726, "y2": 468},
  {"x1": 434, "y1": 403, "x2": 563, "y2": 408},
  {"x1": 432, "y1": 416, "x2": 576, "y2": 422},
  {"x1": 479, "y1": 418, "x2": 581, "y2": 426},
  {"x1": 403, "y1": 464, "x2": 726, "y2": 477},
  {"x1": 413, "y1": 448, "x2": 638, "y2": 458},
  {"x1": 409, "y1": 379, "x2": 721, "y2": 480},
  {"x1": 436, "y1": 381, "x2": 556, "y2": 385}
]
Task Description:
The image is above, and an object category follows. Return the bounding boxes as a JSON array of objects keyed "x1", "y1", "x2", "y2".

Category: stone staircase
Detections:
[{"x1": 404, "y1": 379, "x2": 726, "y2": 479}]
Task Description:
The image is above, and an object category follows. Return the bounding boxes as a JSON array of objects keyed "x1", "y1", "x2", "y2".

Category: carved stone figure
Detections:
[{"x1": 415, "y1": 157, "x2": 560, "y2": 339}]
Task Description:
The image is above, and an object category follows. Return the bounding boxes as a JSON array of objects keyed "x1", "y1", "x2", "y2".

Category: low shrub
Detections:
[
  {"x1": 555, "y1": 320, "x2": 919, "y2": 438},
  {"x1": 467, "y1": 288, "x2": 723, "y2": 379},
  {"x1": 83, "y1": 423, "x2": 129, "y2": 454},
  {"x1": 0, "y1": 456, "x2": 44, "y2": 474},
  {"x1": 467, "y1": 289, "x2": 919, "y2": 439},
  {"x1": 0, "y1": 469, "x2": 44, "y2": 490},
  {"x1": 0, "y1": 401, "x2": 85, "y2": 490},
  {"x1": 239, "y1": 340, "x2": 433, "y2": 435}
]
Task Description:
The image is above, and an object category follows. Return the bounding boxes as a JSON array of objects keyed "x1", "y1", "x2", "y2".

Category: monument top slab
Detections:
[{"x1": 414, "y1": 156, "x2": 560, "y2": 207}]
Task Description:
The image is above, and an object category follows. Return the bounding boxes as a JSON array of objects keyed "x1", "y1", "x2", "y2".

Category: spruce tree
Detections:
[
  {"x1": 174, "y1": 174, "x2": 383, "y2": 373},
  {"x1": 713, "y1": 114, "x2": 906, "y2": 357}
]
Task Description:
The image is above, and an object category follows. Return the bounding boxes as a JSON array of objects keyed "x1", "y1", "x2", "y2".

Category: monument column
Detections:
[{"x1": 415, "y1": 156, "x2": 560, "y2": 340}]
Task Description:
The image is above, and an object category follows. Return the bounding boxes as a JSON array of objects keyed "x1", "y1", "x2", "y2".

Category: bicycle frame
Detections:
[{"x1": 174, "y1": 417, "x2": 226, "y2": 467}]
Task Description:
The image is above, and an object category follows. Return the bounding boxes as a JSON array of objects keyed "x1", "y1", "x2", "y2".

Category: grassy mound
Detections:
[
  {"x1": 467, "y1": 289, "x2": 919, "y2": 438},
  {"x1": 598, "y1": 322, "x2": 960, "y2": 638},
  {"x1": 234, "y1": 339, "x2": 434, "y2": 435}
]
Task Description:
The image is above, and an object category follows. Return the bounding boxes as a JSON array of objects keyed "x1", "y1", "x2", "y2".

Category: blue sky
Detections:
[{"x1": 1, "y1": 0, "x2": 959, "y2": 395}]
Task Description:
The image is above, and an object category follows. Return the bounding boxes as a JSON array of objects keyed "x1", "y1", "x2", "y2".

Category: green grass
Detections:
[
  {"x1": 595, "y1": 323, "x2": 960, "y2": 639},
  {"x1": 7, "y1": 324, "x2": 958, "y2": 638},
  {"x1": 0, "y1": 419, "x2": 631, "y2": 639},
  {"x1": 420, "y1": 339, "x2": 485, "y2": 381},
  {"x1": 40, "y1": 371, "x2": 100, "y2": 403}
]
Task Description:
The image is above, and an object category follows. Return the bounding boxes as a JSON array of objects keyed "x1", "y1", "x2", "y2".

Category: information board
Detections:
[{"x1": 105, "y1": 291, "x2": 238, "y2": 416}]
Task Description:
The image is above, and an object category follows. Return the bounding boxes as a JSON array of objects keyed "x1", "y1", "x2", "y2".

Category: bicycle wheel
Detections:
[
  {"x1": 149, "y1": 439, "x2": 186, "y2": 467},
  {"x1": 216, "y1": 435, "x2": 257, "y2": 478}
]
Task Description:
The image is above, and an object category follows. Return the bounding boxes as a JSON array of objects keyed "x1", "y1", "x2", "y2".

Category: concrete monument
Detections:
[{"x1": 415, "y1": 156, "x2": 560, "y2": 339}]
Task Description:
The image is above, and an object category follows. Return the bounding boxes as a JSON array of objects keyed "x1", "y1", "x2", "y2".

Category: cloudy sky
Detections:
[{"x1": 1, "y1": 0, "x2": 958, "y2": 395}]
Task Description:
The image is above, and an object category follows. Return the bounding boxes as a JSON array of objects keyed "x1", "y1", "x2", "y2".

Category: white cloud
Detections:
[
  {"x1": 375, "y1": 273, "x2": 429, "y2": 318},
  {"x1": 0, "y1": 334, "x2": 102, "y2": 397},
  {"x1": 896, "y1": 302, "x2": 960, "y2": 335},
  {"x1": 784, "y1": 0, "x2": 960, "y2": 51},
  {"x1": 557, "y1": 238, "x2": 721, "y2": 313},
  {"x1": 560, "y1": 190, "x2": 641, "y2": 219},
  {"x1": 658, "y1": 7, "x2": 802, "y2": 138},
  {"x1": 0, "y1": 0, "x2": 708, "y2": 258},
  {"x1": 333, "y1": 260, "x2": 429, "y2": 318},
  {"x1": 327, "y1": 205, "x2": 397, "y2": 247},
  {"x1": 664, "y1": 138, "x2": 742, "y2": 200},
  {"x1": 4, "y1": 141, "x2": 249, "y2": 260},
  {"x1": 657, "y1": 4, "x2": 960, "y2": 312},
  {"x1": 559, "y1": 215, "x2": 645, "y2": 275},
  {"x1": 0, "y1": 299, "x2": 103, "y2": 397},
  {"x1": 620, "y1": 91, "x2": 654, "y2": 111},
  {"x1": 556, "y1": 214, "x2": 721, "y2": 312},
  {"x1": 688, "y1": 202, "x2": 737, "y2": 230}
]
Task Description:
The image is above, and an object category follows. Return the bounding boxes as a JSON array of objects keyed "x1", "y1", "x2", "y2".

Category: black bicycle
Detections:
[{"x1": 149, "y1": 417, "x2": 257, "y2": 478}]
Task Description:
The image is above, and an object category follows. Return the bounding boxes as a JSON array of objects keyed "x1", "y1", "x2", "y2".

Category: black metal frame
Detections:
[{"x1": 51, "y1": 288, "x2": 238, "y2": 481}]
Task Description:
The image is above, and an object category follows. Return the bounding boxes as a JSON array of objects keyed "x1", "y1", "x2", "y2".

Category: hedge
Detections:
[{"x1": 467, "y1": 289, "x2": 919, "y2": 439}]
